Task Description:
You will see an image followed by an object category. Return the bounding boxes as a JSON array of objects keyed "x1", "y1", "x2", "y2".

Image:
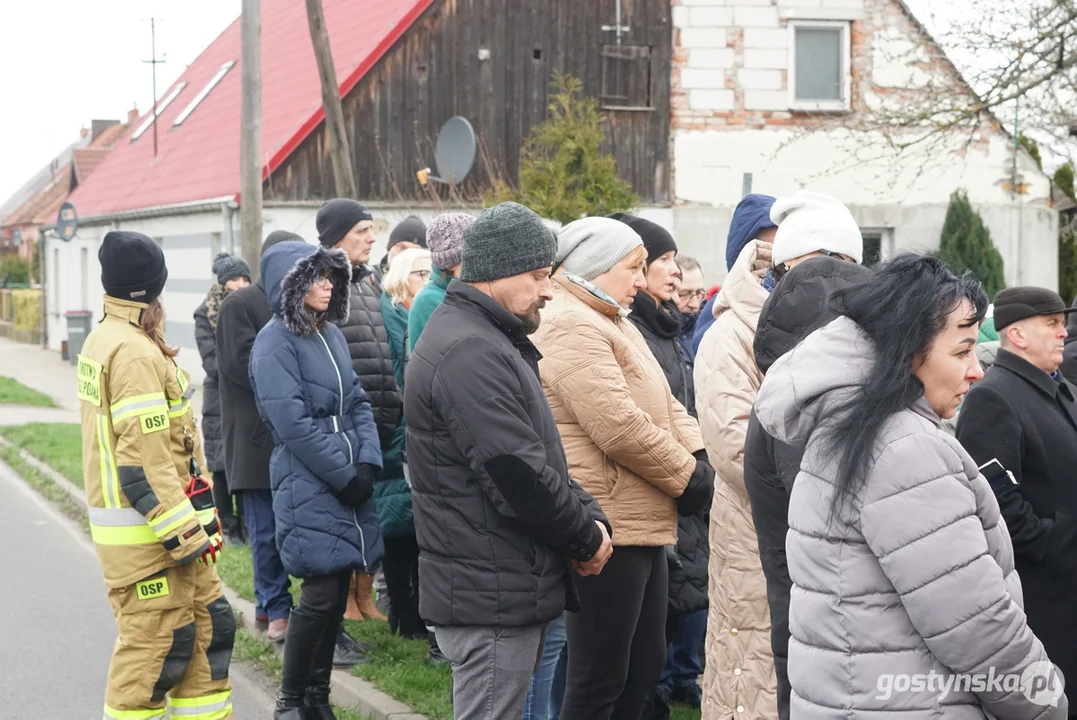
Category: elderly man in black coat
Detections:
[{"x1": 957, "y1": 286, "x2": 1077, "y2": 701}]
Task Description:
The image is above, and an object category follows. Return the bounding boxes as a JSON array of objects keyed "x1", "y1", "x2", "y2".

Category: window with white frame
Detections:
[{"x1": 788, "y1": 20, "x2": 851, "y2": 111}]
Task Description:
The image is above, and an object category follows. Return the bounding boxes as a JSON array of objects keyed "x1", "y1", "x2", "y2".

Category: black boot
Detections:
[
  {"x1": 275, "y1": 609, "x2": 328, "y2": 719},
  {"x1": 305, "y1": 616, "x2": 342, "y2": 720}
]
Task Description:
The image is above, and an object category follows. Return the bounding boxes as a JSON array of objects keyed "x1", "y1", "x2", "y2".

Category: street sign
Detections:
[{"x1": 57, "y1": 202, "x2": 78, "y2": 242}]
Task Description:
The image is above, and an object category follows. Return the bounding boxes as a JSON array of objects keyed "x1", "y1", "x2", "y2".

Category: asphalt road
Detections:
[{"x1": 0, "y1": 460, "x2": 277, "y2": 719}]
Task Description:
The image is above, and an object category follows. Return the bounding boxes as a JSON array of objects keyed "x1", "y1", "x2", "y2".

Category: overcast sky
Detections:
[
  {"x1": 0, "y1": 0, "x2": 955, "y2": 208},
  {"x1": 0, "y1": 0, "x2": 240, "y2": 204}
]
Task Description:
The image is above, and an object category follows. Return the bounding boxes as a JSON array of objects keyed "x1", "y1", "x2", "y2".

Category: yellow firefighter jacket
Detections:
[{"x1": 79, "y1": 296, "x2": 211, "y2": 589}]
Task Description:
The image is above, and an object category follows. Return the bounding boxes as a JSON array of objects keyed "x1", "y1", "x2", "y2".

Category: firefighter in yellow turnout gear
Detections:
[{"x1": 79, "y1": 231, "x2": 234, "y2": 720}]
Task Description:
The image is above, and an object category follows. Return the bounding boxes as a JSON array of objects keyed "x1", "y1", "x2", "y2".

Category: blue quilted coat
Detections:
[{"x1": 250, "y1": 241, "x2": 385, "y2": 578}]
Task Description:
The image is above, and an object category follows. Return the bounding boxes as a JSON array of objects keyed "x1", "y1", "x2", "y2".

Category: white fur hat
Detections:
[{"x1": 770, "y1": 190, "x2": 863, "y2": 266}]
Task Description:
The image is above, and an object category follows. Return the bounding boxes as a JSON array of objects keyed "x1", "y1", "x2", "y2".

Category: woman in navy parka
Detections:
[{"x1": 250, "y1": 241, "x2": 384, "y2": 719}]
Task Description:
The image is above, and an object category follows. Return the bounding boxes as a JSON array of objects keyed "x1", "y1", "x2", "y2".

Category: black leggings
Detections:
[
  {"x1": 298, "y1": 571, "x2": 351, "y2": 620},
  {"x1": 561, "y1": 545, "x2": 669, "y2": 720}
]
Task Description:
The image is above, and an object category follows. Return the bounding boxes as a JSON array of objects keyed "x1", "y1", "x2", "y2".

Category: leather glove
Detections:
[
  {"x1": 337, "y1": 463, "x2": 378, "y2": 508},
  {"x1": 678, "y1": 450, "x2": 715, "y2": 516}
]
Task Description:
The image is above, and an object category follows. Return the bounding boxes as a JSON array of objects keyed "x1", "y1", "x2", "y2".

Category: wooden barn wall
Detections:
[{"x1": 264, "y1": 0, "x2": 672, "y2": 204}]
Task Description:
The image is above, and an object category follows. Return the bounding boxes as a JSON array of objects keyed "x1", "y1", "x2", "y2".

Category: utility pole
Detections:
[
  {"x1": 143, "y1": 18, "x2": 166, "y2": 158},
  {"x1": 240, "y1": 0, "x2": 263, "y2": 277},
  {"x1": 305, "y1": 0, "x2": 358, "y2": 198}
]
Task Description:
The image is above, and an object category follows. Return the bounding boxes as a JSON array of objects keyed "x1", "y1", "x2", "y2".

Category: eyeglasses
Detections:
[
  {"x1": 773, "y1": 250, "x2": 855, "y2": 282},
  {"x1": 313, "y1": 276, "x2": 333, "y2": 288},
  {"x1": 410, "y1": 270, "x2": 431, "y2": 281},
  {"x1": 678, "y1": 289, "x2": 707, "y2": 301}
]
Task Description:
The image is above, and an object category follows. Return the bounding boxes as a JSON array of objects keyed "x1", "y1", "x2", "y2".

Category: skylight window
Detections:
[
  {"x1": 131, "y1": 82, "x2": 187, "y2": 141},
  {"x1": 172, "y1": 61, "x2": 235, "y2": 128}
]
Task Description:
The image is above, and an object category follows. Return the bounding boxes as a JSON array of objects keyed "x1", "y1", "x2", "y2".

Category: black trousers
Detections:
[
  {"x1": 382, "y1": 533, "x2": 425, "y2": 638},
  {"x1": 562, "y1": 545, "x2": 669, "y2": 720}
]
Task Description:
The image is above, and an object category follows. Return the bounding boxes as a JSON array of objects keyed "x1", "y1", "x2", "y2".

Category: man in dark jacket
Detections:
[
  {"x1": 1060, "y1": 294, "x2": 1077, "y2": 384},
  {"x1": 217, "y1": 234, "x2": 294, "y2": 643},
  {"x1": 317, "y1": 198, "x2": 403, "y2": 623},
  {"x1": 676, "y1": 255, "x2": 706, "y2": 364},
  {"x1": 957, "y1": 286, "x2": 1077, "y2": 702},
  {"x1": 195, "y1": 252, "x2": 252, "y2": 545},
  {"x1": 405, "y1": 202, "x2": 613, "y2": 719},
  {"x1": 742, "y1": 257, "x2": 871, "y2": 720}
]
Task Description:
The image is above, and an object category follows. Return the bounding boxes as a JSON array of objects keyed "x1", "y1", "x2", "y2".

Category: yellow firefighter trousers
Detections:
[{"x1": 104, "y1": 561, "x2": 234, "y2": 720}]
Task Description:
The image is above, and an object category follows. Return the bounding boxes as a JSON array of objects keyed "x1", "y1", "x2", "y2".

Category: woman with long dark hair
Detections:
[
  {"x1": 250, "y1": 241, "x2": 385, "y2": 718},
  {"x1": 753, "y1": 254, "x2": 1065, "y2": 718}
]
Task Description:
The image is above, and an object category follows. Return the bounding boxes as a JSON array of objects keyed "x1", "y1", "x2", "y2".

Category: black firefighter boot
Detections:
[
  {"x1": 276, "y1": 608, "x2": 329, "y2": 719},
  {"x1": 305, "y1": 616, "x2": 344, "y2": 719}
]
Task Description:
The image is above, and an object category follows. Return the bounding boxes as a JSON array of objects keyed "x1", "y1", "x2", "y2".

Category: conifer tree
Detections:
[
  {"x1": 487, "y1": 73, "x2": 638, "y2": 223},
  {"x1": 936, "y1": 190, "x2": 1006, "y2": 299}
]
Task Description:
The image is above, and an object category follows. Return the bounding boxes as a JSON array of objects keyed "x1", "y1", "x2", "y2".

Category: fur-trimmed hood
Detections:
[{"x1": 261, "y1": 241, "x2": 351, "y2": 337}]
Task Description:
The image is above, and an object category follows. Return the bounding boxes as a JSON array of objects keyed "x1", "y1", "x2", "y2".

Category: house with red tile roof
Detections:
[{"x1": 0, "y1": 116, "x2": 134, "y2": 268}]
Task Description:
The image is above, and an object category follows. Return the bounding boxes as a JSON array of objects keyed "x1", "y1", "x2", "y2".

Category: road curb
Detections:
[
  {"x1": 0, "y1": 438, "x2": 429, "y2": 720},
  {"x1": 223, "y1": 585, "x2": 428, "y2": 719}
]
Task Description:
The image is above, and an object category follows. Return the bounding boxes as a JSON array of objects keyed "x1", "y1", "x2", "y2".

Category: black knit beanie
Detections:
[
  {"x1": 608, "y1": 212, "x2": 677, "y2": 265},
  {"x1": 388, "y1": 215, "x2": 428, "y2": 251},
  {"x1": 316, "y1": 198, "x2": 373, "y2": 248},
  {"x1": 99, "y1": 231, "x2": 168, "y2": 304},
  {"x1": 211, "y1": 252, "x2": 252, "y2": 285}
]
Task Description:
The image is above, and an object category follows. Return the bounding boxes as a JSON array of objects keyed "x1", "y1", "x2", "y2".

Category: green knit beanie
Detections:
[{"x1": 460, "y1": 202, "x2": 557, "y2": 283}]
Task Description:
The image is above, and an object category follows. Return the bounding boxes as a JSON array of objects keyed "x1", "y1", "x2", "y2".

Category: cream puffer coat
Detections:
[
  {"x1": 695, "y1": 240, "x2": 779, "y2": 720},
  {"x1": 532, "y1": 275, "x2": 704, "y2": 546}
]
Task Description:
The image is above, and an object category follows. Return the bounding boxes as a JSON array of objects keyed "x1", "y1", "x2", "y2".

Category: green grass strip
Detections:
[{"x1": 0, "y1": 376, "x2": 57, "y2": 407}]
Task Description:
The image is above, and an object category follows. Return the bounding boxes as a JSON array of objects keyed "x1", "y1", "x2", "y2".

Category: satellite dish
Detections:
[
  {"x1": 57, "y1": 202, "x2": 79, "y2": 242},
  {"x1": 417, "y1": 116, "x2": 476, "y2": 186}
]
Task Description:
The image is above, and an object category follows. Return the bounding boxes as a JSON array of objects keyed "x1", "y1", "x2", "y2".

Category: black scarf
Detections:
[{"x1": 631, "y1": 291, "x2": 682, "y2": 339}]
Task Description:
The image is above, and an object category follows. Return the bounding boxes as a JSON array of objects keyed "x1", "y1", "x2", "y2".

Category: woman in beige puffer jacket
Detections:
[{"x1": 531, "y1": 217, "x2": 715, "y2": 720}]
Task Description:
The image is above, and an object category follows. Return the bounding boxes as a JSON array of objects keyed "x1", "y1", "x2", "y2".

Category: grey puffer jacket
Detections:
[
  {"x1": 336, "y1": 265, "x2": 403, "y2": 449},
  {"x1": 755, "y1": 316, "x2": 1065, "y2": 720}
]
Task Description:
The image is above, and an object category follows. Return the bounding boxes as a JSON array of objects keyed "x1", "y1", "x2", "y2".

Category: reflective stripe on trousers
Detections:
[
  {"x1": 168, "y1": 690, "x2": 232, "y2": 719},
  {"x1": 103, "y1": 705, "x2": 166, "y2": 720}
]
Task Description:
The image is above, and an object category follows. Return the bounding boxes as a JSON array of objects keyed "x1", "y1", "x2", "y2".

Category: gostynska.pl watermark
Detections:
[{"x1": 876, "y1": 662, "x2": 1064, "y2": 707}]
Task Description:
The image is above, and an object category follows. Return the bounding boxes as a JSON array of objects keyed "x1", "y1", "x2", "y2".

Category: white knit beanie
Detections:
[
  {"x1": 770, "y1": 190, "x2": 863, "y2": 266},
  {"x1": 555, "y1": 217, "x2": 644, "y2": 280}
]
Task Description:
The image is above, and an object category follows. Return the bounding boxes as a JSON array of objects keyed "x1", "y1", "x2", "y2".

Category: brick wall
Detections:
[{"x1": 671, "y1": 0, "x2": 975, "y2": 132}]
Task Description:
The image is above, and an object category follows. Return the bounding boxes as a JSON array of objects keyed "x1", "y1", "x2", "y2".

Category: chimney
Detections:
[
  {"x1": 128, "y1": 106, "x2": 140, "y2": 124},
  {"x1": 79, "y1": 126, "x2": 89, "y2": 139},
  {"x1": 90, "y1": 119, "x2": 120, "y2": 143}
]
